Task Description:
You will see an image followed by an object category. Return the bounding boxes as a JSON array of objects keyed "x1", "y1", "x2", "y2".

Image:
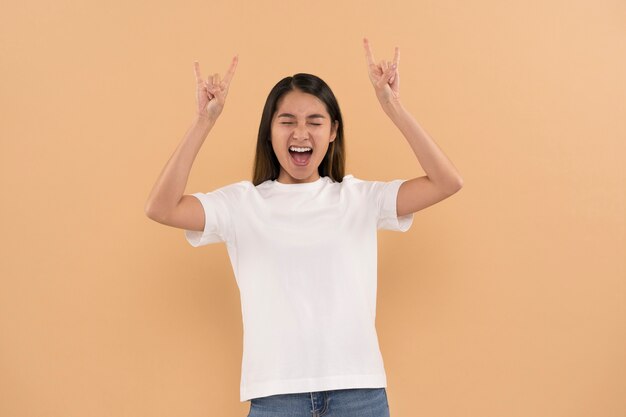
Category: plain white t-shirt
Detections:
[{"x1": 184, "y1": 174, "x2": 414, "y2": 402}]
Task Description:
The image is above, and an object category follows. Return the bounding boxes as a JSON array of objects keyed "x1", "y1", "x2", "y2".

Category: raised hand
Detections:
[
  {"x1": 194, "y1": 55, "x2": 239, "y2": 119},
  {"x1": 363, "y1": 38, "x2": 400, "y2": 105}
]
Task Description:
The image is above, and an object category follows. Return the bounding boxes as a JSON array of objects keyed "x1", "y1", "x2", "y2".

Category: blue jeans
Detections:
[{"x1": 247, "y1": 387, "x2": 390, "y2": 417}]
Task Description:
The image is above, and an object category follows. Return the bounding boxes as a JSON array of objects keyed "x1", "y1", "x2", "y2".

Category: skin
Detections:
[
  {"x1": 184, "y1": 37, "x2": 463, "y2": 221},
  {"x1": 194, "y1": 55, "x2": 238, "y2": 120},
  {"x1": 362, "y1": 37, "x2": 463, "y2": 216},
  {"x1": 270, "y1": 90, "x2": 339, "y2": 184}
]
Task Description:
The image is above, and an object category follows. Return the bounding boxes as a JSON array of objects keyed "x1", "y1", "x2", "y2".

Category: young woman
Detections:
[{"x1": 145, "y1": 38, "x2": 462, "y2": 417}]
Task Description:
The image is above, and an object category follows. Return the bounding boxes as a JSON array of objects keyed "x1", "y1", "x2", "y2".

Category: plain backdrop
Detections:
[{"x1": 1, "y1": 0, "x2": 624, "y2": 416}]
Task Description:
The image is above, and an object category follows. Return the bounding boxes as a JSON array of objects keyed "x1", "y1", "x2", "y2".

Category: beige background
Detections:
[{"x1": 1, "y1": 0, "x2": 624, "y2": 416}]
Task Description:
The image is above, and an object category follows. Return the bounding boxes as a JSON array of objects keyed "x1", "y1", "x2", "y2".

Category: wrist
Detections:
[
  {"x1": 379, "y1": 97, "x2": 404, "y2": 117},
  {"x1": 195, "y1": 111, "x2": 218, "y2": 125}
]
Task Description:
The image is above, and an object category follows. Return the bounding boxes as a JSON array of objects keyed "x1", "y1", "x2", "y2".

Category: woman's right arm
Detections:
[
  {"x1": 144, "y1": 115, "x2": 216, "y2": 231},
  {"x1": 144, "y1": 57, "x2": 238, "y2": 231}
]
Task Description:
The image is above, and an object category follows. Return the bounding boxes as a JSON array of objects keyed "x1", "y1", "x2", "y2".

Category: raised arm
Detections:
[
  {"x1": 144, "y1": 56, "x2": 238, "y2": 231},
  {"x1": 363, "y1": 38, "x2": 463, "y2": 216}
]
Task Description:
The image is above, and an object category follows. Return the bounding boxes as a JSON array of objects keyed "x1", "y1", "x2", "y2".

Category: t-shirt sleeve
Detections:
[
  {"x1": 183, "y1": 182, "x2": 245, "y2": 246},
  {"x1": 373, "y1": 179, "x2": 414, "y2": 232}
]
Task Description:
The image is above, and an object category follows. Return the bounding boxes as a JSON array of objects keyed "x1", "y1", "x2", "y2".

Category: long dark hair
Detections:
[{"x1": 252, "y1": 73, "x2": 345, "y2": 186}]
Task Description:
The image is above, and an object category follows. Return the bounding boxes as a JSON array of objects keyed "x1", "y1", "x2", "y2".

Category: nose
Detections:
[{"x1": 293, "y1": 123, "x2": 310, "y2": 140}]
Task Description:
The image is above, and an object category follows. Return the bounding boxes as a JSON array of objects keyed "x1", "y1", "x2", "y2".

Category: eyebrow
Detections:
[{"x1": 276, "y1": 113, "x2": 326, "y2": 119}]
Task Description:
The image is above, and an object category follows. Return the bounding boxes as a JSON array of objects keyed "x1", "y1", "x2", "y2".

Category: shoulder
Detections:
[
  {"x1": 338, "y1": 174, "x2": 378, "y2": 190},
  {"x1": 337, "y1": 173, "x2": 363, "y2": 186},
  {"x1": 333, "y1": 174, "x2": 380, "y2": 200},
  {"x1": 339, "y1": 174, "x2": 406, "y2": 200},
  {"x1": 197, "y1": 180, "x2": 254, "y2": 200}
]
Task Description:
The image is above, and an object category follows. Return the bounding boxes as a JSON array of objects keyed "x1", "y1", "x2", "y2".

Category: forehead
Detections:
[{"x1": 275, "y1": 90, "x2": 329, "y2": 116}]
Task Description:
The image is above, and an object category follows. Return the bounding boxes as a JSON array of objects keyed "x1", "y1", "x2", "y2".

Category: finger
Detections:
[
  {"x1": 393, "y1": 70, "x2": 400, "y2": 90},
  {"x1": 384, "y1": 68, "x2": 395, "y2": 86},
  {"x1": 380, "y1": 60, "x2": 388, "y2": 72},
  {"x1": 206, "y1": 83, "x2": 215, "y2": 98},
  {"x1": 223, "y1": 55, "x2": 239, "y2": 85},
  {"x1": 194, "y1": 61, "x2": 203, "y2": 83},
  {"x1": 214, "y1": 72, "x2": 221, "y2": 87},
  {"x1": 393, "y1": 46, "x2": 400, "y2": 66},
  {"x1": 389, "y1": 62, "x2": 398, "y2": 84},
  {"x1": 363, "y1": 37, "x2": 376, "y2": 67},
  {"x1": 389, "y1": 71, "x2": 398, "y2": 85},
  {"x1": 378, "y1": 64, "x2": 395, "y2": 87}
]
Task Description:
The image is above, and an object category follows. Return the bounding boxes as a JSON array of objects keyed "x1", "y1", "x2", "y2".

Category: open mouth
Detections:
[{"x1": 289, "y1": 147, "x2": 313, "y2": 166}]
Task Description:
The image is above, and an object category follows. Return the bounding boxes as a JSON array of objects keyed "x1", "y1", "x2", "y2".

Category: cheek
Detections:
[
  {"x1": 318, "y1": 126, "x2": 332, "y2": 137},
  {"x1": 270, "y1": 139, "x2": 287, "y2": 158}
]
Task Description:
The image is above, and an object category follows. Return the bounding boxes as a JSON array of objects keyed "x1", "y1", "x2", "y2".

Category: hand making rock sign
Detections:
[
  {"x1": 194, "y1": 55, "x2": 239, "y2": 120},
  {"x1": 363, "y1": 37, "x2": 400, "y2": 106}
]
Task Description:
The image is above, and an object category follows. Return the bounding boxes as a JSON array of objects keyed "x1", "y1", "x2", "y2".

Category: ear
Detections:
[{"x1": 330, "y1": 120, "x2": 339, "y2": 142}]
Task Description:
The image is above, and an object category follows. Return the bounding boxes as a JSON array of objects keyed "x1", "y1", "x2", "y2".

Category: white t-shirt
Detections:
[{"x1": 184, "y1": 174, "x2": 414, "y2": 402}]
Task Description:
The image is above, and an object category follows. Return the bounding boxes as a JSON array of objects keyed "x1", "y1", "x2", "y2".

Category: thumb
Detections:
[{"x1": 377, "y1": 64, "x2": 396, "y2": 88}]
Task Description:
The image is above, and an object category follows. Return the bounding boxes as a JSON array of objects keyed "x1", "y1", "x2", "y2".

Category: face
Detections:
[{"x1": 270, "y1": 89, "x2": 338, "y2": 184}]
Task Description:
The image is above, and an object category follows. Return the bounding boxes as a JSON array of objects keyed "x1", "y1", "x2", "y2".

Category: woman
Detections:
[{"x1": 145, "y1": 38, "x2": 463, "y2": 417}]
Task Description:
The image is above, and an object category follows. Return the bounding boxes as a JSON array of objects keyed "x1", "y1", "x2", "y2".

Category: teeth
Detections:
[{"x1": 289, "y1": 146, "x2": 312, "y2": 152}]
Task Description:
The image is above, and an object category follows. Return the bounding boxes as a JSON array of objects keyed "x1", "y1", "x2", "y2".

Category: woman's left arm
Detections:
[{"x1": 363, "y1": 38, "x2": 463, "y2": 217}]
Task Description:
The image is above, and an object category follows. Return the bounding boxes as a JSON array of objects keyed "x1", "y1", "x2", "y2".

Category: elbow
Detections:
[
  {"x1": 144, "y1": 201, "x2": 165, "y2": 222},
  {"x1": 145, "y1": 196, "x2": 182, "y2": 223},
  {"x1": 455, "y1": 176, "x2": 464, "y2": 191},
  {"x1": 444, "y1": 176, "x2": 464, "y2": 195},
  {"x1": 144, "y1": 205, "x2": 157, "y2": 221}
]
